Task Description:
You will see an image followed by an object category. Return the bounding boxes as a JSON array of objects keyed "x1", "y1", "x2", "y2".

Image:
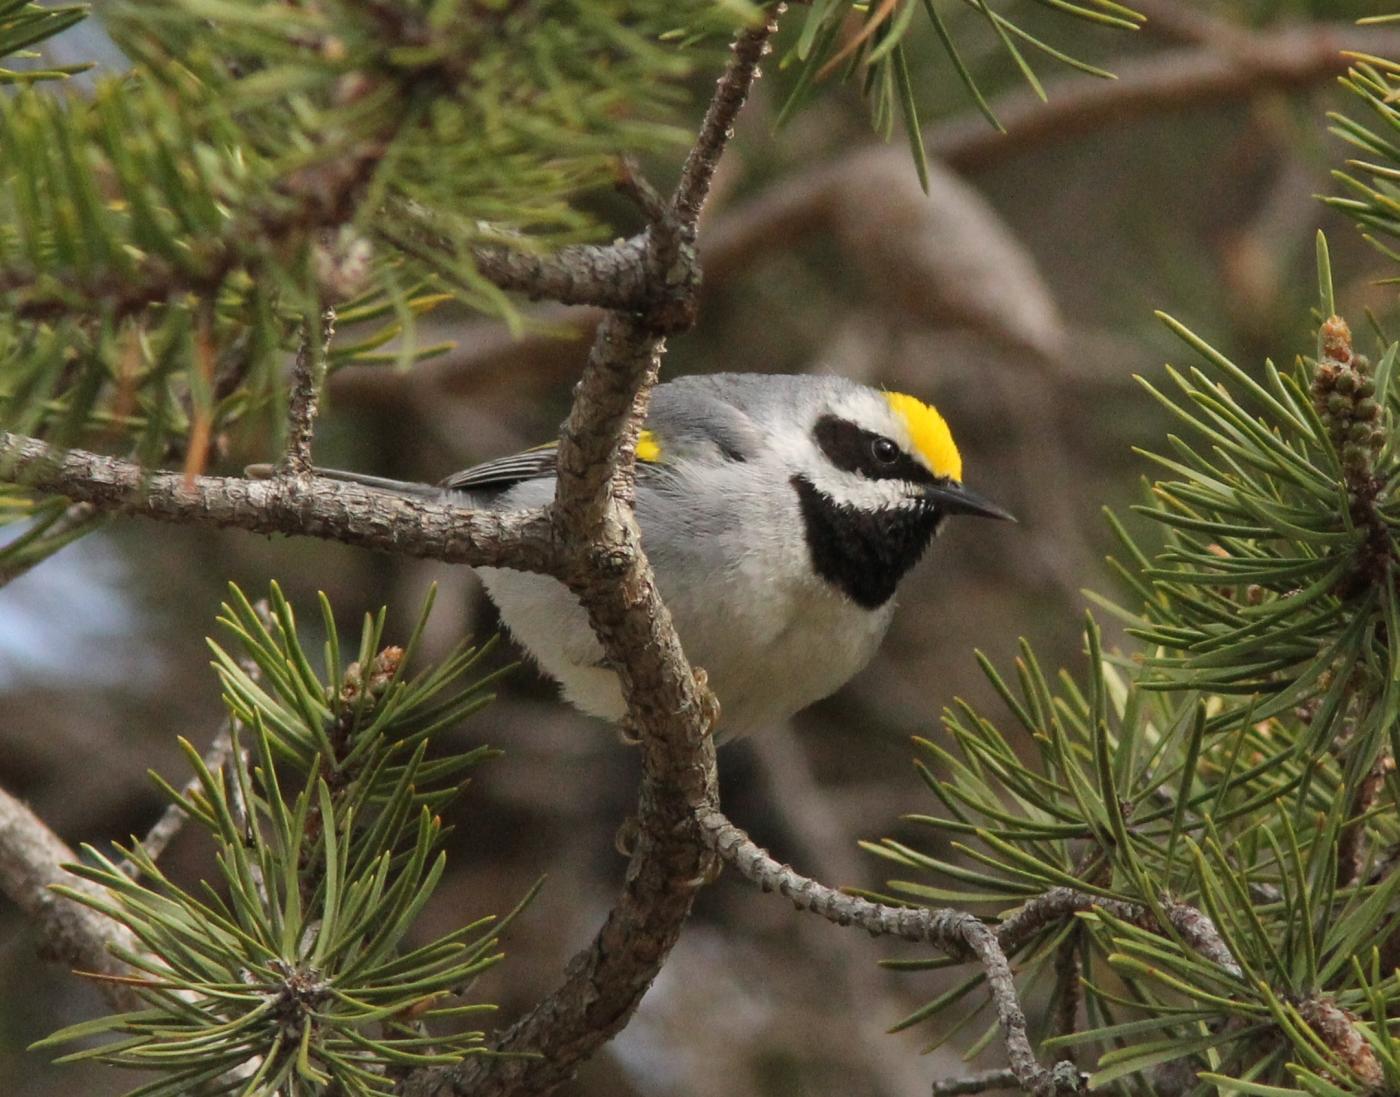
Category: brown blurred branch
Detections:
[
  {"x1": 702, "y1": 22, "x2": 1397, "y2": 284},
  {"x1": 1130, "y1": 0, "x2": 1254, "y2": 51},
  {"x1": 0, "y1": 785, "x2": 143, "y2": 1011}
]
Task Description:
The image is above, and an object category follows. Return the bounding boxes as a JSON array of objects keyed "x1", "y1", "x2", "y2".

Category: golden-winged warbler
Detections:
[{"x1": 299, "y1": 373, "x2": 1012, "y2": 738}]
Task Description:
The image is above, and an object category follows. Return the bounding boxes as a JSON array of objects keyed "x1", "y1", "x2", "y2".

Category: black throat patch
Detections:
[{"x1": 792, "y1": 475, "x2": 943, "y2": 609}]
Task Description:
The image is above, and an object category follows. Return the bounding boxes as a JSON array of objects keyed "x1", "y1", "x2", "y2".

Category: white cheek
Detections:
[{"x1": 817, "y1": 473, "x2": 910, "y2": 510}]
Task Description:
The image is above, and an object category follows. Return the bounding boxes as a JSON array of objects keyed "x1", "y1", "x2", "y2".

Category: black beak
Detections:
[{"x1": 924, "y1": 481, "x2": 1016, "y2": 522}]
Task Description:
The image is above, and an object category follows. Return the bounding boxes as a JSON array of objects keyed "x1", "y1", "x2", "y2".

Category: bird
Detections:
[{"x1": 289, "y1": 373, "x2": 1012, "y2": 739}]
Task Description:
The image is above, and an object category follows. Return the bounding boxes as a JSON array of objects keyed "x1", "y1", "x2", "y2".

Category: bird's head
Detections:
[{"x1": 787, "y1": 383, "x2": 1013, "y2": 608}]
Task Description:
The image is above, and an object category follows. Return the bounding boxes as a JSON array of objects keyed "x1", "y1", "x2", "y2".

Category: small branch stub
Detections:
[{"x1": 281, "y1": 307, "x2": 337, "y2": 479}]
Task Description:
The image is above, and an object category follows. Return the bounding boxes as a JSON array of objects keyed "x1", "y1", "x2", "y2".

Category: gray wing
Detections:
[
  {"x1": 438, "y1": 376, "x2": 764, "y2": 494},
  {"x1": 644, "y1": 378, "x2": 765, "y2": 464},
  {"x1": 439, "y1": 444, "x2": 557, "y2": 492}
]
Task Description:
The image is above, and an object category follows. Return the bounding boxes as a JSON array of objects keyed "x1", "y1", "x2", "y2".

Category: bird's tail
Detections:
[{"x1": 243, "y1": 464, "x2": 441, "y2": 499}]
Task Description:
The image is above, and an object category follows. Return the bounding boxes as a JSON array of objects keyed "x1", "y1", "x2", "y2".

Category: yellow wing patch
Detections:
[
  {"x1": 636, "y1": 430, "x2": 662, "y2": 463},
  {"x1": 884, "y1": 392, "x2": 962, "y2": 482}
]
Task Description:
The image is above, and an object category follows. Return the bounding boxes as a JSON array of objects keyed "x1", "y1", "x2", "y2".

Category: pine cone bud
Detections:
[
  {"x1": 1320, "y1": 316, "x2": 1353, "y2": 365},
  {"x1": 1314, "y1": 314, "x2": 1387, "y2": 477},
  {"x1": 1298, "y1": 996, "x2": 1384, "y2": 1090}
]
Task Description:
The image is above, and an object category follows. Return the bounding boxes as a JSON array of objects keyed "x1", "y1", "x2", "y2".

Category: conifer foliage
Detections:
[
  {"x1": 36, "y1": 583, "x2": 513, "y2": 1094},
  {"x1": 6, "y1": 3, "x2": 1400, "y2": 1097},
  {"x1": 870, "y1": 62, "x2": 1400, "y2": 1097}
]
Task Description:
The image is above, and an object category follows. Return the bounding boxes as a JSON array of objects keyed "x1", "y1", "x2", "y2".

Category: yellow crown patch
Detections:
[{"x1": 884, "y1": 392, "x2": 962, "y2": 482}]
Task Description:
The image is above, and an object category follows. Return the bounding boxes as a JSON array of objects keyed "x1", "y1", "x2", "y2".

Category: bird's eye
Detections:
[{"x1": 871, "y1": 437, "x2": 900, "y2": 464}]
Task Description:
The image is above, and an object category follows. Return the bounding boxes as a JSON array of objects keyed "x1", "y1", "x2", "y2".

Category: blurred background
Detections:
[{"x1": 4, "y1": 2, "x2": 1399, "y2": 1094}]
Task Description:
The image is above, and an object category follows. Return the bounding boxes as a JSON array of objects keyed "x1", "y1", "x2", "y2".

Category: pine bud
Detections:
[{"x1": 1320, "y1": 315, "x2": 1353, "y2": 365}]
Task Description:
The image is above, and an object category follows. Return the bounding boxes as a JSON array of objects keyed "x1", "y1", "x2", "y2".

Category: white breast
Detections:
[{"x1": 476, "y1": 464, "x2": 897, "y2": 738}]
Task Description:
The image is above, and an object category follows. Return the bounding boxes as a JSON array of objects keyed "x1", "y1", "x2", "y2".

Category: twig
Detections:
[
  {"x1": 701, "y1": 811, "x2": 1251, "y2": 1095},
  {"x1": 697, "y1": 809, "x2": 1083, "y2": 1096},
  {"x1": 749, "y1": 725, "x2": 931, "y2": 1095},
  {"x1": 933, "y1": 1068, "x2": 1020, "y2": 1095},
  {"x1": 387, "y1": 221, "x2": 664, "y2": 312},
  {"x1": 1161, "y1": 900, "x2": 1244, "y2": 980},
  {"x1": 0, "y1": 785, "x2": 143, "y2": 1011},
  {"x1": 995, "y1": 887, "x2": 1140, "y2": 955},
  {"x1": 281, "y1": 307, "x2": 337, "y2": 479},
  {"x1": 1051, "y1": 929, "x2": 1081, "y2": 1060},
  {"x1": 673, "y1": 13, "x2": 778, "y2": 231},
  {"x1": 1338, "y1": 755, "x2": 1392, "y2": 888},
  {"x1": 123, "y1": 724, "x2": 237, "y2": 876}
]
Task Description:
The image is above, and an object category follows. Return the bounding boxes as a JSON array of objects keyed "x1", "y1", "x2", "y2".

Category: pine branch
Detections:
[{"x1": 0, "y1": 501, "x2": 99, "y2": 588}]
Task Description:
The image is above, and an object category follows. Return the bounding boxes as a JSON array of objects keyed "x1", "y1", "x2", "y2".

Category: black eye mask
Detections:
[{"x1": 812, "y1": 414, "x2": 937, "y2": 487}]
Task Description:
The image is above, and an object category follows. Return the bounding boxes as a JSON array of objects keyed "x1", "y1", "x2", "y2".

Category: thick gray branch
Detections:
[
  {"x1": 0, "y1": 786, "x2": 143, "y2": 1012},
  {"x1": 471, "y1": 236, "x2": 660, "y2": 310}
]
